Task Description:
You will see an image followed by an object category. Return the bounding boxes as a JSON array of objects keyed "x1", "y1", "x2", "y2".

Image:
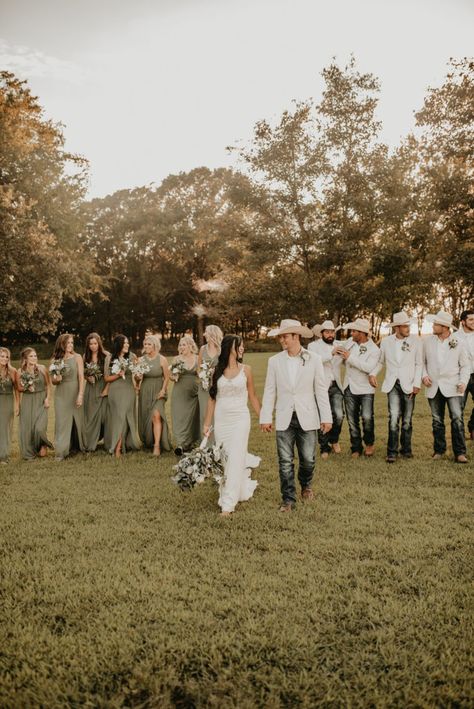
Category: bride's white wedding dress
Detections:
[{"x1": 214, "y1": 366, "x2": 260, "y2": 513}]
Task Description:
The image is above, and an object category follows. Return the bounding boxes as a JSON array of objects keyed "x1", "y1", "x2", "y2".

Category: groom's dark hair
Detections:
[{"x1": 209, "y1": 334, "x2": 242, "y2": 400}]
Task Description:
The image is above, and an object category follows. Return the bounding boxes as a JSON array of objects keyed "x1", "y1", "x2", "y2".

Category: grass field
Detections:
[{"x1": 0, "y1": 353, "x2": 472, "y2": 707}]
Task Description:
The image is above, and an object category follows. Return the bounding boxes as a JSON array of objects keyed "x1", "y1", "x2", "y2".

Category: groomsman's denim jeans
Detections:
[
  {"x1": 428, "y1": 390, "x2": 466, "y2": 456},
  {"x1": 318, "y1": 382, "x2": 344, "y2": 453},
  {"x1": 344, "y1": 387, "x2": 375, "y2": 454},
  {"x1": 387, "y1": 380, "x2": 416, "y2": 457},
  {"x1": 462, "y1": 373, "x2": 474, "y2": 433},
  {"x1": 276, "y1": 412, "x2": 317, "y2": 505}
]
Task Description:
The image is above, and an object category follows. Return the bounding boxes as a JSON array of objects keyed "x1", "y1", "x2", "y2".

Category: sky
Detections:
[{"x1": 1, "y1": 0, "x2": 473, "y2": 198}]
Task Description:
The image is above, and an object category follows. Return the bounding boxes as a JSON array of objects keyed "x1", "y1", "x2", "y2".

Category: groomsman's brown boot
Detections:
[
  {"x1": 321, "y1": 452, "x2": 329, "y2": 460},
  {"x1": 332, "y1": 443, "x2": 341, "y2": 454},
  {"x1": 364, "y1": 445, "x2": 375, "y2": 457},
  {"x1": 456, "y1": 455, "x2": 468, "y2": 464}
]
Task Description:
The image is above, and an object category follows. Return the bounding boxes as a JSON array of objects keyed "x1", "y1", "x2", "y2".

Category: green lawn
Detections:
[{"x1": 0, "y1": 354, "x2": 472, "y2": 707}]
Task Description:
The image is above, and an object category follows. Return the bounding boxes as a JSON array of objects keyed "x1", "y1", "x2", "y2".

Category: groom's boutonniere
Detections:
[
  {"x1": 448, "y1": 338, "x2": 458, "y2": 349},
  {"x1": 359, "y1": 345, "x2": 367, "y2": 354},
  {"x1": 299, "y1": 350, "x2": 310, "y2": 366},
  {"x1": 401, "y1": 341, "x2": 410, "y2": 352}
]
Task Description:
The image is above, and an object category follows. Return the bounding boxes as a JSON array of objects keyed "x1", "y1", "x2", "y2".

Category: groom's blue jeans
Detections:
[{"x1": 276, "y1": 412, "x2": 317, "y2": 505}]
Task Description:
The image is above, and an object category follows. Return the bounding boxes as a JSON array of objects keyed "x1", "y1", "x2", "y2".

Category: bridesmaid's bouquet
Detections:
[
  {"x1": 111, "y1": 357, "x2": 129, "y2": 379},
  {"x1": 198, "y1": 361, "x2": 214, "y2": 391},
  {"x1": 171, "y1": 434, "x2": 227, "y2": 491},
  {"x1": 84, "y1": 362, "x2": 103, "y2": 381},
  {"x1": 20, "y1": 371, "x2": 35, "y2": 393},
  {"x1": 129, "y1": 360, "x2": 151, "y2": 378},
  {"x1": 170, "y1": 359, "x2": 186, "y2": 382},
  {"x1": 49, "y1": 359, "x2": 66, "y2": 378}
]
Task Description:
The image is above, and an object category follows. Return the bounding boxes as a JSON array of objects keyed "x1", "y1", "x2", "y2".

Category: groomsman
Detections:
[
  {"x1": 340, "y1": 318, "x2": 379, "y2": 458},
  {"x1": 422, "y1": 310, "x2": 470, "y2": 463},
  {"x1": 309, "y1": 320, "x2": 344, "y2": 458},
  {"x1": 369, "y1": 312, "x2": 422, "y2": 463},
  {"x1": 457, "y1": 309, "x2": 474, "y2": 440}
]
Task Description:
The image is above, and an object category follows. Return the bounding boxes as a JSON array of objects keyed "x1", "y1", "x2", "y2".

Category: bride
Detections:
[{"x1": 203, "y1": 335, "x2": 261, "y2": 516}]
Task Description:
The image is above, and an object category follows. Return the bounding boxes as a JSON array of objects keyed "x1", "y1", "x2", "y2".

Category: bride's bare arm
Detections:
[
  {"x1": 203, "y1": 397, "x2": 216, "y2": 436},
  {"x1": 244, "y1": 365, "x2": 261, "y2": 417}
]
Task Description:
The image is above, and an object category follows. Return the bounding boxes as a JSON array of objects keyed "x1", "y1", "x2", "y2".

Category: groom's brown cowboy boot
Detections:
[
  {"x1": 279, "y1": 503, "x2": 293, "y2": 512},
  {"x1": 301, "y1": 488, "x2": 314, "y2": 501}
]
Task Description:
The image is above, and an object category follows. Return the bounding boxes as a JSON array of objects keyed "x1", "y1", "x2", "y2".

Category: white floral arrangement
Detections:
[
  {"x1": 299, "y1": 350, "x2": 311, "y2": 366},
  {"x1": 198, "y1": 361, "x2": 214, "y2": 390},
  {"x1": 170, "y1": 359, "x2": 186, "y2": 382},
  {"x1": 20, "y1": 371, "x2": 35, "y2": 393},
  {"x1": 171, "y1": 432, "x2": 227, "y2": 491},
  {"x1": 359, "y1": 345, "x2": 368, "y2": 354},
  {"x1": 84, "y1": 362, "x2": 103, "y2": 381},
  {"x1": 49, "y1": 359, "x2": 66, "y2": 378},
  {"x1": 401, "y1": 341, "x2": 410, "y2": 352},
  {"x1": 448, "y1": 338, "x2": 458, "y2": 350},
  {"x1": 111, "y1": 357, "x2": 129, "y2": 379},
  {"x1": 129, "y1": 360, "x2": 151, "y2": 378}
]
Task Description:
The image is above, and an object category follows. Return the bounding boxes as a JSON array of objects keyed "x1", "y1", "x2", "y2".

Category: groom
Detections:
[{"x1": 260, "y1": 319, "x2": 332, "y2": 512}]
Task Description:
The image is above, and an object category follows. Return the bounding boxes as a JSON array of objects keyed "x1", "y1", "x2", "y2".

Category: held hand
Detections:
[
  {"x1": 457, "y1": 383, "x2": 466, "y2": 394},
  {"x1": 412, "y1": 387, "x2": 420, "y2": 396},
  {"x1": 87, "y1": 376, "x2": 95, "y2": 384},
  {"x1": 156, "y1": 389, "x2": 166, "y2": 400},
  {"x1": 368, "y1": 375, "x2": 378, "y2": 388},
  {"x1": 422, "y1": 376, "x2": 432, "y2": 387},
  {"x1": 339, "y1": 349, "x2": 350, "y2": 360},
  {"x1": 53, "y1": 374, "x2": 62, "y2": 384},
  {"x1": 44, "y1": 398, "x2": 50, "y2": 409},
  {"x1": 260, "y1": 423, "x2": 272, "y2": 433},
  {"x1": 320, "y1": 422, "x2": 332, "y2": 434},
  {"x1": 76, "y1": 395, "x2": 83, "y2": 408},
  {"x1": 203, "y1": 425, "x2": 211, "y2": 438},
  {"x1": 15, "y1": 406, "x2": 20, "y2": 417}
]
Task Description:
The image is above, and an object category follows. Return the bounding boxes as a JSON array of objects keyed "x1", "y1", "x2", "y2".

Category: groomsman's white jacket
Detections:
[
  {"x1": 260, "y1": 350, "x2": 332, "y2": 431},
  {"x1": 308, "y1": 339, "x2": 344, "y2": 390},
  {"x1": 422, "y1": 334, "x2": 470, "y2": 399},
  {"x1": 343, "y1": 338, "x2": 380, "y2": 395},
  {"x1": 456, "y1": 327, "x2": 474, "y2": 374},
  {"x1": 370, "y1": 334, "x2": 422, "y2": 394}
]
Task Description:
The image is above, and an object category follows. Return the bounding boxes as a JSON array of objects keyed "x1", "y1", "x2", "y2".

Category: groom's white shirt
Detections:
[
  {"x1": 422, "y1": 334, "x2": 470, "y2": 398},
  {"x1": 370, "y1": 334, "x2": 422, "y2": 394},
  {"x1": 260, "y1": 349, "x2": 332, "y2": 431}
]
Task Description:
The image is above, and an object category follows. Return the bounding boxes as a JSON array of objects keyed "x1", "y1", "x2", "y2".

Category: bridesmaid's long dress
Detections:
[
  {"x1": 138, "y1": 355, "x2": 171, "y2": 451},
  {"x1": 171, "y1": 358, "x2": 200, "y2": 451},
  {"x1": 54, "y1": 356, "x2": 85, "y2": 459},
  {"x1": 19, "y1": 370, "x2": 53, "y2": 460}
]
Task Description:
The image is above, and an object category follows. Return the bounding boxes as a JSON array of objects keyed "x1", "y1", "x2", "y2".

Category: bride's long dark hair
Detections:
[{"x1": 209, "y1": 334, "x2": 242, "y2": 400}]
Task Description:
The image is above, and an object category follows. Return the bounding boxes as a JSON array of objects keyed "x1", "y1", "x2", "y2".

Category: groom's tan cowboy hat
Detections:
[
  {"x1": 389, "y1": 311, "x2": 417, "y2": 328},
  {"x1": 342, "y1": 317, "x2": 371, "y2": 334},
  {"x1": 268, "y1": 319, "x2": 314, "y2": 338},
  {"x1": 426, "y1": 310, "x2": 453, "y2": 328}
]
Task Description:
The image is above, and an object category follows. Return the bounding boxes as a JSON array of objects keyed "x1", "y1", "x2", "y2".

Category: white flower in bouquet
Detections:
[
  {"x1": 84, "y1": 362, "x2": 103, "y2": 381},
  {"x1": 170, "y1": 359, "x2": 186, "y2": 382},
  {"x1": 198, "y1": 361, "x2": 214, "y2": 391},
  {"x1": 111, "y1": 357, "x2": 129, "y2": 379},
  {"x1": 20, "y1": 371, "x2": 35, "y2": 393},
  {"x1": 171, "y1": 431, "x2": 227, "y2": 491},
  {"x1": 129, "y1": 360, "x2": 151, "y2": 378},
  {"x1": 49, "y1": 359, "x2": 66, "y2": 378}
]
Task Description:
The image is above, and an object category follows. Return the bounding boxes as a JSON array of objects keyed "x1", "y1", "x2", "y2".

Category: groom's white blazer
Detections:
[
  {"x1": 422, "y1": 335, "x2": 470, "y2": 399},
  {"x1": 260, "y1": 350, "x2": 332, "y2": 431}
]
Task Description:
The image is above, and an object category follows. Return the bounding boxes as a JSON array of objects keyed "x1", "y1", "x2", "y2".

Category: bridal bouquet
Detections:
[
  {"x1": 20, "y1": 371, "x2": 35, "y2": 393},
  {"x1": 84, "y1": 362, "x2": 103, "y2": 381},
  {"x1": 170, "y1": 359, "x2": 186, "y2": 382},
  {"x1": 171, "y1": 434, "x2": 227, "y2": 491},
  {"x1": 129, "y1": 360, "x2": 151, "y2": 378},
  {"x1": 198, "y1": 361, "x2": 214, "y2": 391},
  {"x1": 111, "y1": 357, "x2": 129, "y2": 379},
  {"x1": 49, "y1": 359, "x2": 66, "y2": 378}
]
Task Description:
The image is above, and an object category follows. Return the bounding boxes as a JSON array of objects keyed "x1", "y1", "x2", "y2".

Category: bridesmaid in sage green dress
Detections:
[
  {"x1": 0, "y1": 347, "x2": 19, "y2": 463},
  {"x1": 197, "y1": 325, "x2": 223, "y2": 445},
  {"x1": 83, "y1": 332, "x2": 110, "y2": 452},
  {"x1": 17, "y1": 347, "x2": 53, "y2": 460},
  {"x1": 104, "y1": 334, "x2": 141, "y2": 458},
  {"x1": 137, "y1": 334, "x2": 171, "y2": 456},
  {"x1": 50, "y1": 333, "x2": 85, "y2": 461},
  {"x1": 170, "y1": 335, "x2": 200, "y2": 455}
]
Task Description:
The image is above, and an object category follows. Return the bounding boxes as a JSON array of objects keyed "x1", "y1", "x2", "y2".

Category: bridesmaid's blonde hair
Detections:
[
  {"x1": 205, "y1": 325, "x2": 223, "y2": 352},
  {"x1": 179, "y1": 335, "x2": 198, "y2": 354},
  {"x1": 143, "y1": 334, "x2": 161, "y2": 354},
  {"x1": 20, "y1": 347, "x2": 39, "y2": 376},
  {"x1": 0, "y1": 347, "x2": 11, "y2": 379}
]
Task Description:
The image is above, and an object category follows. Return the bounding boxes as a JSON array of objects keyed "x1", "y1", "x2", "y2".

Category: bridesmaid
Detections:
[
  {"x1": 17, "y1": 347, "x2": 53, "y2": 460},
  {"x1": 170, "y1": 335, "x2": 200, "y2": 455},
  {"x1": 197, "y1": 325, "x2": 223, "y2": 444},
  {"x1": 137, "y1": 334, "x2": 171, "y2": 456},
  {"x1": 50, "y1": 333, "x2": 85, "y2": 461},
  {"x1": 0, "y1": 347, "x2": 19, "y2": 463},
  {"x1": 83, "y1": 332, "x2": 110, "y2": 452},
  {"x1": 104, "y1": 334, "x2": 140, "y2": 457}
]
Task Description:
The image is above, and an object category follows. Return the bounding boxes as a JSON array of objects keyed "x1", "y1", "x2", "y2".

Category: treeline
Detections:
[{"x1": 1, "y1": 57, "x2": 473, "y2": 346}]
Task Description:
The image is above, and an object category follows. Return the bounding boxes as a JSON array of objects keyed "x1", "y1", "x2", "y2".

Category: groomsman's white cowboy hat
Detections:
[
  {"x1": 268, "y1": 319, "x2": 314, "y2": 338},
  {"x1": 426, "y1": 310, "x2": 453, "y2": 328},
  {"x1": 312, "y1": 323, "x2": 322, "y2": 338},
  {"x1": 389, "y1": 311, "x2": 417, "y2": 328},
  {"x1": 342, "y1": 317, "x2": 371, "y2": 334},
  {"x1": 320, "y1": 320, "x2": 342, "y2": 332}
]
